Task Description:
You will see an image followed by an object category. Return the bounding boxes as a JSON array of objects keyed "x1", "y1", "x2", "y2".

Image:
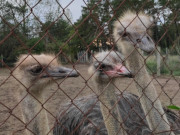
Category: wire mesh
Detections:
[{"x1": 0, "y1": 0, "x2": 180, "y2": 135}]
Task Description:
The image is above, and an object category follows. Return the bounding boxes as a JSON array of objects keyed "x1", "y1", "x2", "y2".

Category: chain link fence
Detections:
[{"x1": 0, "y1": 0, "x2": 180, "y2": 135}]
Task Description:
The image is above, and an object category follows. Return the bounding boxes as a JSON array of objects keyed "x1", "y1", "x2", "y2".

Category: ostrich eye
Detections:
[
  {"x1": 30, "y1": 66, "x2": 43, "y2": 75},
  {"x1": 136, "y1": 39, "x2": 141, "y2": 43},
  {"x1": 121, "y1": 32, "x2": 130, "y2": 38},
  {"x1": 94, "y1": 62, "x2": 113, "y2": 71},
  {"x1": 100, "y1": 64, "x2": 106, "y2": 69},
  {"x1": 122, "y1": 33, "x2": 128, "y2": 37},
  {"x1": 100, "y1": 64, "x2": 113, "y2": 71}
]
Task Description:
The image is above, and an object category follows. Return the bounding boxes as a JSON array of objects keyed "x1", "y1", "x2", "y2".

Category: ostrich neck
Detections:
[
  {"x1": 97, "y1": 80, "x2": 127, "y2": 135},
  {"x1": 20, "y1": 87, "x2": 50, "y2": 135},
  {"x1": 123, "y1": 48, "x2": 174, "y2": 135}
]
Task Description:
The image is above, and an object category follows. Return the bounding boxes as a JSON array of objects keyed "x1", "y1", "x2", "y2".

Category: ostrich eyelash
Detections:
[
  {"x1": 122, "y1": 33, "x2": 128, "y2": 37},
  {"x1": 119, "y1": 32, "x2": 129, "y2": 37},
  {"x1": 30, "y1": 65, "x2": 43, "y2": 74}
]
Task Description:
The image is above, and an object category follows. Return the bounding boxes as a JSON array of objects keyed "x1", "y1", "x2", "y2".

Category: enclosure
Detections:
[{"x1": 0, "y1": 0, "x2": 180, "y2": 135}]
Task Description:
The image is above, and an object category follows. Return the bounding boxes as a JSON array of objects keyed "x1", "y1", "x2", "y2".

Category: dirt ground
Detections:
[{"x1": 0, "y1": 64, "x2": 180, "y2": 135}]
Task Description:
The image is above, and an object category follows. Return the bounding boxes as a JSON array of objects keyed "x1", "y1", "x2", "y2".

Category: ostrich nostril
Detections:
[
  {"x1": 136, "y1": 39, "x2": 141, "y2": 43},
  {"x1": 58, "y1": 69, "x2": 66, "y2": 73},
  {"x1": 147, "y1": 36, "x2": 150, "y2": 40},
  {"x1": 59, "y1": 71, "x2": 66, "y2": 73}
]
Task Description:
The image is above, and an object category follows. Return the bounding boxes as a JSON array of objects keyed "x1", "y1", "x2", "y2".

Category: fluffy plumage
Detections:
[
  {"x1": 13, "y1": 54, "x2": 78, "y2": 135},
  {"x1": 53, "y1": 51, "x2": 180, "y2": 135},
  {"x1": 53, "y1": 93, "x2": 180, "y2": 135},
  {"x1": 113, "y1": 10, "x2": 177, "y2": 135}
]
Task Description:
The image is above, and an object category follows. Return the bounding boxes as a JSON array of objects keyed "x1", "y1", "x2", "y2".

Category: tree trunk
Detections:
[
  {"x1": 1, "y1": 54, "x2": 3, "y2": 67},
  {"x1": 156, "y1": 46, "x2": 161, "y2": 76},
  {"x1": 165, "y1": 47, "x2": 169, "y2": 65}
]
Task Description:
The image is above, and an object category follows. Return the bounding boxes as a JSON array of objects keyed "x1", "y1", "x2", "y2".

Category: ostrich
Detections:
[
  {"x1": 13, "y1": 54, "x2": 78, "y2": 135},
  {"x1": 53, "y1": 51, "x2": 180, "y2": 135},
  {"x1": 113, "y1": 10, "x2": 176, "y2": 135},
  {"x1": 88, "y1": 51, "x2": 130, "y2": 135}
]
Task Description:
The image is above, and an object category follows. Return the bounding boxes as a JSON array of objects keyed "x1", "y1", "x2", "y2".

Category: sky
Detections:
[
  {"x1": 6, "y1": 0, "x2": 87, "y2": 23},
  {"x1": 60, "y1": 0, "x2": 86, "y2": 22},
  {"x1": 5, "y1": 0, "x2": 167, "y2": 24}
]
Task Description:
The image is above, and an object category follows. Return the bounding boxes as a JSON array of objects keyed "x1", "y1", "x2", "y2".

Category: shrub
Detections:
[{"x1": 146, "y1": 55, "x2": 180, "y2": 76}]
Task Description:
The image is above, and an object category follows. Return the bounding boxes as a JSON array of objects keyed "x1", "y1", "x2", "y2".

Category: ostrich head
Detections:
[
  {"x1": 89, "y1": 51, "x2": 132, "y2": 83},
  {"x1": 13, "y1": 54, "x2": 78, "y2": 93},
  {"x1": 113, "y1": 10, "x2": 155, "y2": 53}
]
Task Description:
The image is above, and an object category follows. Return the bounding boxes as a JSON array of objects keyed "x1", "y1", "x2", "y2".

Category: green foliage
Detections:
[
  {"x1": 26, "y1": 38, "x2": 45, "y2": 53},
  {"x1": 146, "y1": 55, "x2": 180, "y2": 76},
  {"x1": 167, "y1": 105, "x2": 180, "y2": 110},
  {"x1": 0, "y1": 0, "x2": 179, "y2": 67},
  {"x1": 168, "y1": 56, "x2": 180, "y2": 76},
  {"x1": 0, "y1": 27, "x2": 24, "y2": 63},
  {"x1": 46, "y1": 40, "x2": 71, "y2": 54},
  {"x1": 146, "y1": 60, "x2": 157, "y2": 74},
  {"x1": 42, "y1": 19, "x2": 72, "y2": 43},
  {"x1": 111, "y1": 0, "x2": 155, "y2": 15},
  {"x1": 160, "y1": 65, "x2": 170, "y2": 75},
  {"x1": 40, "y1": 19, "x2": 73, "y2": 57},
  {"x1": 72, "y1": 0, "x2": 115, "y2": 53}
]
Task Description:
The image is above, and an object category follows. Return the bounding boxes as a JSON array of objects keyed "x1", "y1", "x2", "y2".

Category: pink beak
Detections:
[{"x1": 105, "y1": 64, "x2": 132, "y2": 78}]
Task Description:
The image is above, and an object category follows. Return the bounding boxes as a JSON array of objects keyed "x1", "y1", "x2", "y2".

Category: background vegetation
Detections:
[{"x1": 0, "y1": 0, "x2": 179, "y2": 75}]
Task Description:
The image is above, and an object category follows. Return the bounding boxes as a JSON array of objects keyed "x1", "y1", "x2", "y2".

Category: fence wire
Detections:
[{"x1": 0, "y1": 0, "x2": 180, "y2": 135}]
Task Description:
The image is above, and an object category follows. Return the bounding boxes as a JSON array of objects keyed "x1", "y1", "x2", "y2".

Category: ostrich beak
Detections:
[
  {"x1": 42, "y1": 67, "x2": 79, "y2": 78},
  {"x1": 138, "y1": 35, "x2": 155, "y2": 53},
  {"x1": 105, "y1": 64, "x2": 133, "y2": 78}
]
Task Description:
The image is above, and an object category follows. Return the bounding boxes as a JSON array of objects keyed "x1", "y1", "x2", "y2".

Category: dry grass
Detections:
[{"x1": 0, "y1": 64, "x2": 180, "y2": 134}]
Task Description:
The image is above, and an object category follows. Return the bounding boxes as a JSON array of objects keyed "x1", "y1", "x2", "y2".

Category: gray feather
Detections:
[{"x1": 53, "y1": 92, "x2": 180, "y2": 135}]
